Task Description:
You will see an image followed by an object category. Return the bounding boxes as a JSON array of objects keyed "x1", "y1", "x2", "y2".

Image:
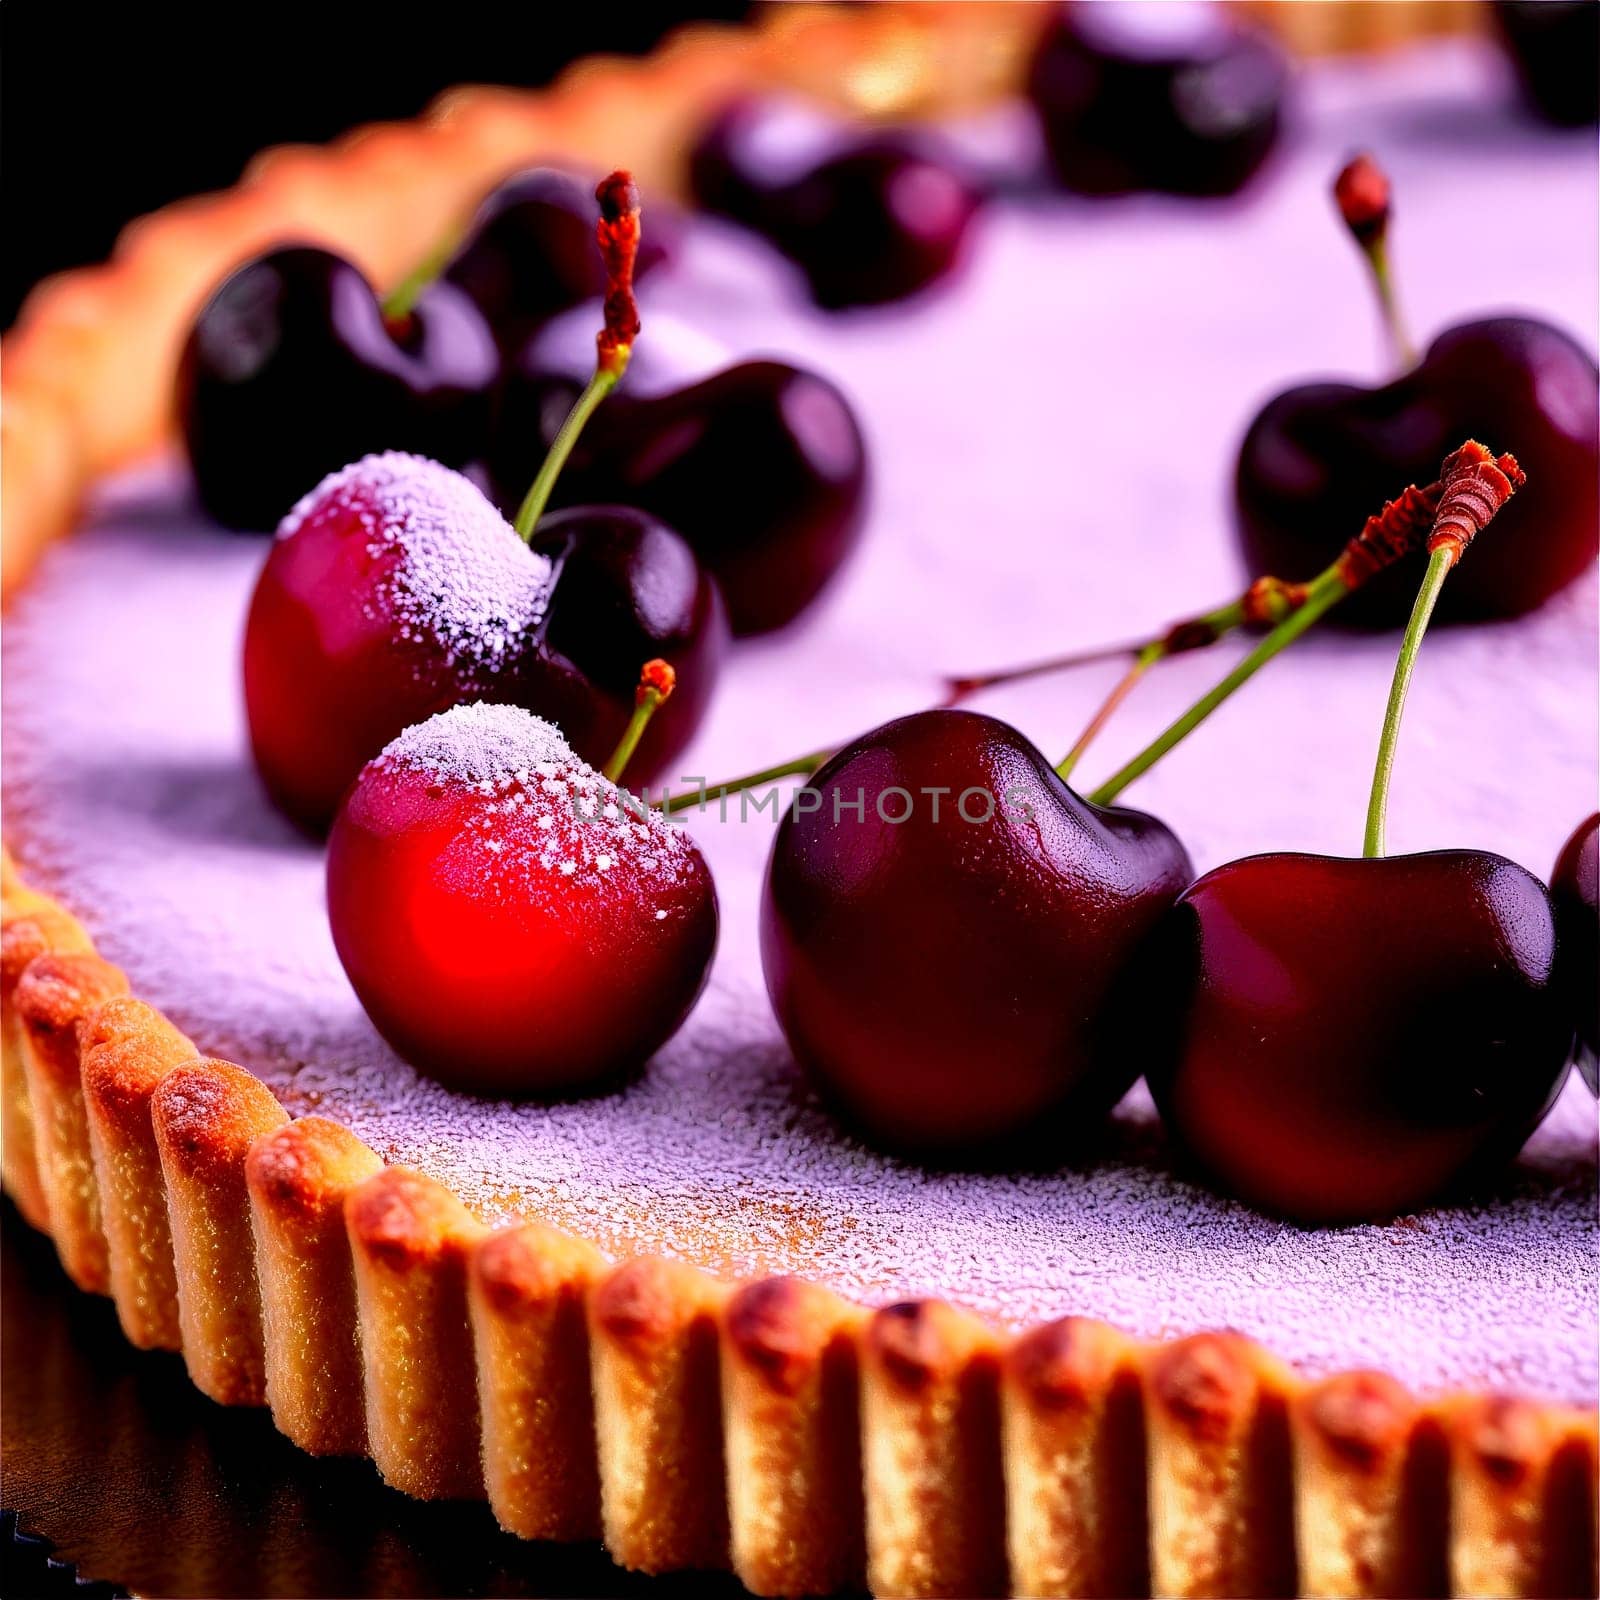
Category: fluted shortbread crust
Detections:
[
  {"x1": 1, "y1": 6, "x2": 1593, "y2": 1594},
  {"x1": 3, "y1": 865, "x2": 1596, "y2": 1597}
]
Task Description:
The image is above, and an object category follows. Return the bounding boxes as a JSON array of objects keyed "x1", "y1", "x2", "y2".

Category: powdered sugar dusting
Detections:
[
  {"x1": 4, "y1": 43, "x2": 1596, "y2": 1403},
  {"x1": 281, "y1": 452, "x2": 549, "y2": 670},
  {"x1": 370, "y1": 701, "x2": 696, "y2": 896}
]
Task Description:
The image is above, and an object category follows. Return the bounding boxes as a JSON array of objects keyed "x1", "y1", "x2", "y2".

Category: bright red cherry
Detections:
[
  {"x1": 327, "y1": 703, "x2": 717, "y2": 1096},
  {"x1": 1552, "y1": 813, "x2": 1599, "y2": 1092},
  {"x1": 1143, "y1": 852, "x2": 1573, "y2": 1222},
  {"x1": 179, "y1": 246, "x2": 498, "y2": 531},
  {"x1": 688, "y1": 96, "x2": 982, "y2": 308},
  {"x1": 760, "y1": 709, "x2": 1192, "y2": 1156},
  {"x1": 243, "y1": 453, "x2": 724, "y2": 832}
]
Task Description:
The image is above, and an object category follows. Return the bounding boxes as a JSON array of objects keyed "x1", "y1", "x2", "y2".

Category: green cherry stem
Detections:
[
  {"x1": 1084, "y1": 566, "x2": 1349, "y2": 805},
  {"x1": 1055, "y1": 640, "x2": 1163, "y2": 781},
  {"x1": 604, "y1": 660, "x2": 676, "y2": 784},
  {"x1": 513, "y1": 169, "x2": 643, "y2": 544},
  {"x1": 513, "y1": 366, "x2": 620, "y2": 539},
  {"x1": 1334, "y1": 152, "x2": 1416, "y2": 372},
  {"x1": 380, "y1": 228, "x2": 462, "y2": 324},
  {"x1": 1363, "y1": 545, "x2": 1453, "y2": 858},
  {"x1": 661, "y1": 749, "x2": 835, "y2": 815}
]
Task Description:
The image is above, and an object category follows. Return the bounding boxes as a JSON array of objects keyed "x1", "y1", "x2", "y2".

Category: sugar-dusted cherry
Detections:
[
  {"x1": 491, "y1": 309, "x2": 869, "y2": 634},
  {"x1": 442, "y1": 166, "x2": 676, "y2": 351},
  {"x1": 1148, "y1": 443, "x2": 1572, "y2": 1222},
  {"x1": 327, "y1": 701, "x2": 717, "y2": 1096},
  {"x1": 759, "y1": 708, "x2": 1191, "y2": 1157},
  {"x1": 1236, "y1": 154, "x2": 1599, "y2": 626},
  {"x1": 179, "y1": 246, "x2": 497, "y2": 531},
  {"x1": 244, "y1": 174, "x2": 725, "y2": 832},
  {"x1": 688, "y1": 96, "x2": 982, "y2": 308},
  {"x1": 242, "y1": 454, "x2": 722, "y2": 831},
  {"x1": 1552, "y1": 813, "x2": 1599, "y2": 1092},
  {"x1": 1026, "y1": 2, "x2": 1286, "y2": 197}
]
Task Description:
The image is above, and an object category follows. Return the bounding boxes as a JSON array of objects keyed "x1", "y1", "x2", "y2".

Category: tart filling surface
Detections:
[{"x1": 5, "y1": 40, "x2": 1595, "y2": 1406}]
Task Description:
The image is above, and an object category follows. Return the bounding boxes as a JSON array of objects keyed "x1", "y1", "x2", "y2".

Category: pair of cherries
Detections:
[
  {"x1": 681, "y1": 6, "x2": 1287, "y2": 315},
  {"x1": 762, "y1": 445, "x2": 1584, "y2": 1222},
  {"x1": 181, "y1": 166, "x2": 869, "y2": 638}
]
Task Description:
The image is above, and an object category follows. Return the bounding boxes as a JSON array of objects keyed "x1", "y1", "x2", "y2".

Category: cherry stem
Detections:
[
  {"x1": 380, "y1": 229, "x2": 460, "y2": 324},
  {"x1": 603, "y1": 660, "x2": 676, "y2": 784},
  {"x1": 1084, "y1": 566, "x2": 1349, "y2": 806},
  {"x1": 1361, "y1": 233, "x2": 1416, "y2": 372},
  {"x1": 1055, "y1": 641, "x2": 1162, "y2": 780},
  {"x1": 514, "y1": 170, "x2": 641, "y2": 543},
  {"x1": 1362, "y1": 545, "x2": 1454, "y2": 858},
  {"x1": 660, "y1": 749, "x2": 834, "y2": 815},
  {"x1": 513, "y1": 366, "x2": 620, "y2": 540}
]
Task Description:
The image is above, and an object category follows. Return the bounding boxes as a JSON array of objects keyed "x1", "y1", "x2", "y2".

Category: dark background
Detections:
[{"x1": 0, "y1": 2, "x2": 754, "y2": 327}]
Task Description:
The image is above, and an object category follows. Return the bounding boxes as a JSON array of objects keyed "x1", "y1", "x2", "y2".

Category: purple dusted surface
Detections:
[{"x1": 4, "y1": 41, "x2": 1596, "y2": 1401}]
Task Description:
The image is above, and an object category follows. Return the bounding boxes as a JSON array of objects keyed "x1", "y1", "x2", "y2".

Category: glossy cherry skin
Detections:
[
  {"x1": 689, "y1": 97, "x2": 982, "y2": 308},
  {"x1": 243, "y1": 453, "x2": 725, "y2": 833},
  {"x1": 491, "y1": 324, "x2": 868, "y2": 635},
  {"x1": 1552, "y1": 814, "x2": 1599, "y2": 1090},
  {"x1": 179, "y1": 247, "x2": 498, "y2": 531},
  {"x1": 1236, "y1": 317, "x2": 1600, "y2": 626},
  {"x1": 1144, "y1": 851, "x2": 1574, "y2": 1224},
  {"x1": 327, "y1": 704, "x2": 718, "y2": 1096},
  {"x1": 1494, "y1": 2, "x2": 1599, "y2": 127},
  {"x1": 442, "y1": 166, "x2": 676, "y2": 352},
  {"x1": 1026, "y1": 4, "x2": 1286, "y2": 198},
  {"x1": 760, "y1": 709, "x2": 1192, "y2": 1158}
]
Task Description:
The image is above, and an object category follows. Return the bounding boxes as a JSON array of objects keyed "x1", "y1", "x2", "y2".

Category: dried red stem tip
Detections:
[
  {"x1": 1429, "y1": 442, "x2": 1524, "y2": 562},
  {"x1": 1334, "y1": 152, "x2": 1392, "y2": 244},
  {"x1": 594, "y1": 170, "x2": 642, "y2": 378},
  {"x1": 1241, "y1": 575, "x2": 1310, "y2": 626},
  {"x1": 638, "y1": 658, "x2": 676, "y2": 705},
  {"x1": 1335, "y1": 479, "x2": 1443, "y2": 588}
]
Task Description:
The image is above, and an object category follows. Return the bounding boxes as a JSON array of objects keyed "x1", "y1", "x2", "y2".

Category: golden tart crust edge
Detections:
[{"x1": 1, "y1": 7, "x2": 1593, "y2": 1596}]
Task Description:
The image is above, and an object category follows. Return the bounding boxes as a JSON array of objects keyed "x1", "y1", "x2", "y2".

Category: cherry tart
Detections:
[
  {"x1": 244, "y1": 452, "x2": 724, "y2": 832},
  {"x1": 179, "y1": 247, "x2": 498, "y2": 531},
  {"x1": 327, "y1": 702, "x2": 718, "y2": 1097}
]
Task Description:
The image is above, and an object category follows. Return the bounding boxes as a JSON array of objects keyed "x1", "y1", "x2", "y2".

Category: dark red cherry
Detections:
[
  {"x1": 1026, "y1": 3, "x2": 1286, "y2": 198},
  {"x1": 178, "y1": 246, "x2": 497, "y2": 531},
  {"x1": 1552, "y1": 814, "x2": 1599, "y2": 1090},
  {"x1": 1494, "y1": 2, "x2": 1599, "y2": 127},
  {"x1": 327, "y1": 703, "x2": 718, "y2": 1096},
  {"x1": 688, "y1": 97, "x2": 982, "y2": 308},
  {"x1": 442, "y1": 166, "x2": 676, "y2": 352},
  {"x1": 1236, "y1": 317, "x2": 1600, "y2": 625},
  {"x1": 760, "y1": 708, "x2": 1192, "y2": 1157},
  {"x1": 490, "y1": 313, "x2": 868, "y2": 634},
  {"x1": 243, "y1": 453, "x2": 725, "y2": 832},
  {"x1": 1144, "y1": 851, "x2": 1573, "y2": 1223}
]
